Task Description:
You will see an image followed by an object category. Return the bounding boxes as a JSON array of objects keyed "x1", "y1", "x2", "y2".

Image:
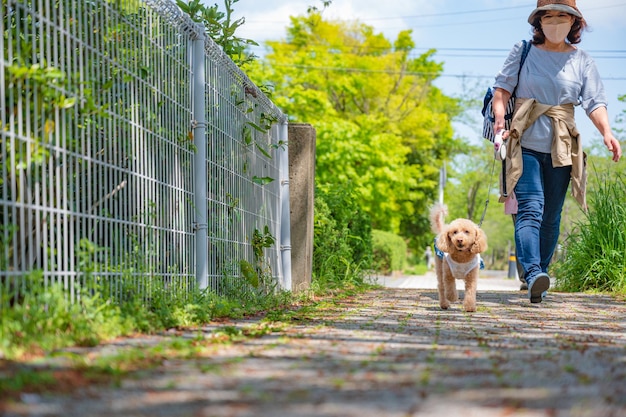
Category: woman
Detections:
[{"x1": 492, "y1": 0, "x2": 622, "y2": 303}]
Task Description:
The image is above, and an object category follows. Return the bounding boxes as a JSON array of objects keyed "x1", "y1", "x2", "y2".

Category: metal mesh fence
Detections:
[{"x1": 1, "y1": 0, "x2": 287, "y2": 305}]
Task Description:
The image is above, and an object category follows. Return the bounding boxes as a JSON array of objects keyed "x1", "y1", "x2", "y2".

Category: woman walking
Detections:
[{"x1": 491, "y1": 0, "x2": 622, "y2": 303}]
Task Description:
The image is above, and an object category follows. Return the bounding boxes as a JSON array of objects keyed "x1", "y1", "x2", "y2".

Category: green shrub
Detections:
[
  {"x1": 372, "y1": 230, "x2": 407, "y2": 275},
  {"x1": 312, "y1": 183, "x2": 372, "y2": 290},
  {"x1": 553, "y1": 171, "x2": 626, "y2": 293},
  {"x1": 403, "y1": 251, "x2": 429, "y2": 275}
]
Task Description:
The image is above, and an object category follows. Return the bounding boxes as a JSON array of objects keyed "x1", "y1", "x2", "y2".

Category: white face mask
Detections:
[{"x1": 543, "y1": 22, "x2": 571, "y2": 44}]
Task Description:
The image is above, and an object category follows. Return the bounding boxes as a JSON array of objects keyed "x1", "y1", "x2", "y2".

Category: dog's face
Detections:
[
  {"x1": 438, "y1": 218, "x2": 487, "y2": 255},
  {"x1": 447, "y1": 219, "x2": 477, "y2": 251}
]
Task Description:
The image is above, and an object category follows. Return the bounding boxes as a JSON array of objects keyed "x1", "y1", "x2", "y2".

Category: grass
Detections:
[
  {"x1": 0, "y1": 272, "x2": 135, "y2": 359},
  {"x1": 403, "y1": 262, "x2": 429, "y2": 276},
  {"x1": 0, "y1": 270, "x2": 300, "y2": 361},
  {"x1": 552, "y1": 171, "x2": 626, "y2": 294}
]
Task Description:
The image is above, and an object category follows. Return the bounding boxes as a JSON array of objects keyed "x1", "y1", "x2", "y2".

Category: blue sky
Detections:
[{"x1": 231, "y1": 0, "x2": 626, "y2": 147}]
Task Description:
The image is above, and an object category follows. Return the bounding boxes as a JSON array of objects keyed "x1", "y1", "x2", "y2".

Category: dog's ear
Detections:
[
  {"x1": 471, "y1": 227, "x2": 488, "y2": 254},
  {"x1": 436, "y1": 227, "x2": 451, "y2": 253}
]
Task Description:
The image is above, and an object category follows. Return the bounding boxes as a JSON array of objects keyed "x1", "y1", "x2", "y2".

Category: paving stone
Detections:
[{"x1": 2, "y1": 285, "x2": 626, "y2": 417}]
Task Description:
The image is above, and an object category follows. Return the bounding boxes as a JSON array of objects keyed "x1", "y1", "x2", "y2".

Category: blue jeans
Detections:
[{"x1": 514, "y1": 148, "x2": 571, "y2": 284}]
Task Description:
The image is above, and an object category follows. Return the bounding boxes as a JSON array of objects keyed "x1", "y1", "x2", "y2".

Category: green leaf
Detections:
[
  {"x1": 255, "y1": 144, "x2": 272, "y2": 159},
  {"x1": 59, "y1": 96, "x2": 77, "y2": 109},
  {"x1": 246, "y1": 121, "x2": 267, "y2": 133},
  {"x1": 252, "y1": 176, "x2": 274, "y2": 185},
  {"x1": 242, "y1": 125, "x2": 252, "y2": 145},
  {"x1": 239, "y1": 260, "x2": 258, "y2": 288}
]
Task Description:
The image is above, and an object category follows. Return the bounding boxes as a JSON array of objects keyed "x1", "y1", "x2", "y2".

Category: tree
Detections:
[{"x1": 245, "y1": 11, "x2": 463, "y2": 250}]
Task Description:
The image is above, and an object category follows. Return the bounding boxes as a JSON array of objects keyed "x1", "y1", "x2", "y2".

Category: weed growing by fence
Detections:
[{"x1": 0, "y1": 270, "x2": 290, "y2": 360}]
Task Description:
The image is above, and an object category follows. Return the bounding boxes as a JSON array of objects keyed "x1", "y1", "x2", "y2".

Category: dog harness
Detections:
[
  {"x1": 444, "y1": 253, "x2": 482, "y2": 279},
  {"x1": 433, "y1": 238, "x2": 484, "y2": 276}
]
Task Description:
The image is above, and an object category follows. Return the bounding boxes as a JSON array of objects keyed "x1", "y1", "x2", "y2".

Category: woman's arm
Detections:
[
  {"x1": 589, "y1": 106, "x2": 622, "y2": 162},
  {"x1": 493, "y1": 88, "x2": 512, "y2": 139}
]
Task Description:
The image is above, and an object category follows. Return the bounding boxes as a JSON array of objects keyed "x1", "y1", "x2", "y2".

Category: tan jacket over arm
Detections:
[{"x1": 501, "y1": 98, "x2": 587, "y2": 210}]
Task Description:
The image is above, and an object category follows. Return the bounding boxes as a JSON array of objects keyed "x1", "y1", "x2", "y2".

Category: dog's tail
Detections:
[{"x1": 429, "y1": 203, "x2": 447, "y2": 235}]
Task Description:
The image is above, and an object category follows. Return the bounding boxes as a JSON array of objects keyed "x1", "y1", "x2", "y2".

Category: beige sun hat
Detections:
[{"x1": 528, "y1": 0, "x2": 583, "y2": 24}]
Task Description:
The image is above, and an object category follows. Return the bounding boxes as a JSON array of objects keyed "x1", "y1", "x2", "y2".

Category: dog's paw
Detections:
[
  {"x1": 439, "y1": 300, "x2": 450, "y2": 310},
  {"x1": 463, "y1": 300, "x2": 476, "y2": 312}
]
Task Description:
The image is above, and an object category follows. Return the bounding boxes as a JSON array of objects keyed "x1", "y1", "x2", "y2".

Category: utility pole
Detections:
[{"x1": 439, "y1": 164, "x2": 446, "y2": 205}]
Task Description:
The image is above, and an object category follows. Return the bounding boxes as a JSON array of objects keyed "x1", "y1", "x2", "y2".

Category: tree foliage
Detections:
[
  {"x1": 176, "y1": 0, "x2": 258, "y2": 66},
  {"x1": 245, "y1": 11, "x2": 463, "y2": 250}
]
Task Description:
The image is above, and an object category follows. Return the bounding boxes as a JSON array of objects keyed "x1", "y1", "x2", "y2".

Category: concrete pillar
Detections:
[{"x1": 287, "y1": 123, "x2": 316, "y2": 293}]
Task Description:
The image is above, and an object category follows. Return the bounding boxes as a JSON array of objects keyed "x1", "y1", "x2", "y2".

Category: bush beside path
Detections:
[{"x1": 2, "y1": 287, "x2": 626, "y2": 416}]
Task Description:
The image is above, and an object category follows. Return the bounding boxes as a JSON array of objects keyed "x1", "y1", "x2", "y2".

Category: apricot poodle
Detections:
[{"x1": 429, "y1": 203, "x2": 488, "y2": 312}]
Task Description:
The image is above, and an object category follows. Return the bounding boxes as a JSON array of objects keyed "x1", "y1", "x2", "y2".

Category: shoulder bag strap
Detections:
[{"x1": 511, "y1": 40, "x2": 531, "y2": 98}]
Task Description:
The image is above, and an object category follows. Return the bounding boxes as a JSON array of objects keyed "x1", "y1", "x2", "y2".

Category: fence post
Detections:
[
  {"x1": 279, "y1": 121, "x2": 292, "y2": 291},
  {"x1": 191, "y1": 25, "x2": 208, "y2": 290},
  {"x1": 287, "y1": 123, "x2": 316, "y2": 293}
]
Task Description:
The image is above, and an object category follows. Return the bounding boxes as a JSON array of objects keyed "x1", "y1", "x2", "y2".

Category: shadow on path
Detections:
[{"x1": 2, "y1": 288, "x2": 625, "y2": 417}]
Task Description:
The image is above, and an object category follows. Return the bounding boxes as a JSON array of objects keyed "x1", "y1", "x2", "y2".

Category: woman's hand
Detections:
[
  {"x1": 590, "y1": 106, "x2": 622, "y2": 162},
  {"x1": 604, "y1": 133, "x2": 622, "y2": 162}
]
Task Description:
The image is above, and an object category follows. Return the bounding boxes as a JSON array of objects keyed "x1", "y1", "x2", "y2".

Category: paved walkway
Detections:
[
  {"x1": 3, "y1": 275, "x2": 626, "y2": 417},
  {"x1": 373, "y1": 269, "x2": 524, "y2": 291}
]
